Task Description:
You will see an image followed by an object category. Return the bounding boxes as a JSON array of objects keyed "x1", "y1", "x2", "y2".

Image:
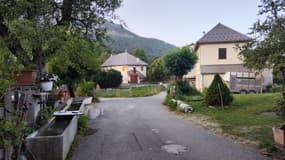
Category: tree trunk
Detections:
[
  {"x1": 176, "y1": 75, "x2": 183, "y2": 81},
  {"x1": 32, "y1": 48, "x2": 44, "y2": 75},
  {"x1": 67, "y1": 84, "x2": 75, "y2": 97}
]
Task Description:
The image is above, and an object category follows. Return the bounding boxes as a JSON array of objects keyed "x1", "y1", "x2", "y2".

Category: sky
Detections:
[{"x1": 115, "y1": 0, "x2": 262, "y2": 47}]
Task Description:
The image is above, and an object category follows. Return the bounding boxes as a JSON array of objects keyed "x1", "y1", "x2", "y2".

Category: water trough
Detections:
[{"x1": 26, "y1": 96, "x2": 92, "y2": 160}]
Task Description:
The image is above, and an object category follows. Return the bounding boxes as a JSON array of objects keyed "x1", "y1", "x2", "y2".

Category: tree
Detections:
[
  {"x1": 148, "y1": 57, "x2": 168, "y2": 81},
  {"x1": 130, "y1": 48, "x2": 148, "y2": 63},
  {"x1": 47, "y1": 34, "x2": 106, "y2": 97},
  {"x1": 239, "y1": 0, "x2": 285, "y2": 113},
  {"x1": 0, "y1": 0, "x2": 122, "y2": 75},
  {"x1": 97, "y1": 69, "x2": 122, "y2": 89},
  {"x1": 205, "y1": 74, "x2": 233, "y2": 107},
  {"x1": 164, "y1": 46, "x2": 197, "y2": 80}
]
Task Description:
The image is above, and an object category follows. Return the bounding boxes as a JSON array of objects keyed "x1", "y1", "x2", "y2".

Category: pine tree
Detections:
[{"x1": 205, "y1": 74, "x2": 233, "y2": 107}]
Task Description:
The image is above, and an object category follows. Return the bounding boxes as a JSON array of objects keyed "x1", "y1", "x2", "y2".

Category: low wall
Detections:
[{"x1": 26, "y1": 115, "x2": 78, "y2": 160}]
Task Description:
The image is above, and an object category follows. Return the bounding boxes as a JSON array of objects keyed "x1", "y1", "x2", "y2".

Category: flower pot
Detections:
[
  {"x1": 15, "y1": 70, "x2": 38, "y2": 84},
  {"x1": 272, "y1": 125, "x2": 285, "y2": 147},
  {"x1": 40, "y1": 81, "x2": 53, "y2": 91}
]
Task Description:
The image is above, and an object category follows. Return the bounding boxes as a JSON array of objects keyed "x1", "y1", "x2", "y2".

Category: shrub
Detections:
[
  {"x1": 205, "y1": 74, "x2": 233, "y2": 107},
  {"x1": 98, "y1": 69, "x2": 122, "y2": 89},
  {"x1": 76, "y1": 80, "x2": 94, "y2": 96},
  {"x1": 163, "y1": 95, "x2": 177, "y2": 111},
  {"x1": 78, "y1": 115, "x2": 88, "y2": 135},
  {"x1": 167, "y1": 80, "x2": 200, "y2": 98},
  {"x1": 36, "y1": 106, "x2": 55, "y2": 129}
]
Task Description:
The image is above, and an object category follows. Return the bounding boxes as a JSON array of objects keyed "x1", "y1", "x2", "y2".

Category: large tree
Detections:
[
  {"x1": 239, "y1": 0, "x2": 285, "y2": 111},
  {"x1": 47, "y1": 35, "x2": 107, "y2": 97},
  {"x1": 164, "y1": 46, "x2": 197, "y2": 80},
  {"x1": 148, "y1": 57, "x2": 168, "y2": 81},
  {"x1": 0, "y1": 0, "x2": 122, "y2": 74}
]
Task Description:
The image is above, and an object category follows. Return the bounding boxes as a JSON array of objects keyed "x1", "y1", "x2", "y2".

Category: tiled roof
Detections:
[
  {"x1": 197, "y1": 23, "x2": 251, "y2": 44},
  {"x1": 101, "y1": 52, "x2": 148, "y2": 67}
]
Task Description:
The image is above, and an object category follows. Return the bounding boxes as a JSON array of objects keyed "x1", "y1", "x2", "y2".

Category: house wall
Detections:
[
  {"x1": 194, "y1": 42, "x2": 246, "y2": 91},
  {"x1": 102, "y1": 65, "x2": 147, "y2": 84},
  {"x1": 198, "y1": 43, "x2": 244, "y2": 66}
]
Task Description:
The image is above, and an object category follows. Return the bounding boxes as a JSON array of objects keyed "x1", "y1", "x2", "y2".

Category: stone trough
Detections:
[
  {"x1": 26, "y1": 116, "x2": 78, "y2": 160},
  {"x1": 26, "y1": 96, "x2": 92, "y2": 160}
]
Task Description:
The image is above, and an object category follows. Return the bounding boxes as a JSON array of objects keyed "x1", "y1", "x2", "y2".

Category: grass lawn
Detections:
[
  {"x1": 185, "y1": 93, "x2": 285, "y2": 150},
  {"x1": 96, "y1": 85, "x2": 162, "y2": 98}
]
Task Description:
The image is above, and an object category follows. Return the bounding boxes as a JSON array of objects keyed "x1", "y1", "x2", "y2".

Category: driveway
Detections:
[{"x1": 70, "y1": 92, "x2": 266, "y2": 160}]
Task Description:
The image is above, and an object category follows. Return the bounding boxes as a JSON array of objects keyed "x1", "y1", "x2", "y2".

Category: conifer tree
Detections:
[{"x1": 205, "y1": 74, "x2": 233, "y2": 107}]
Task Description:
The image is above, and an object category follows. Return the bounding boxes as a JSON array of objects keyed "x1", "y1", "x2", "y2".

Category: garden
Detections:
[{"x1": 164, "y1": 74, "x2": 285, "y2": 157}]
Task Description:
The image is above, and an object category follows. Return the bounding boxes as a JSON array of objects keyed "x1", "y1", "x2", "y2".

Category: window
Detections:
[
  {"x1": 141, "y1": 66, "x2": 144, "y2": 71},
  {"x1": 218, "y1": 48, "x2": 227, "y2": 59}
]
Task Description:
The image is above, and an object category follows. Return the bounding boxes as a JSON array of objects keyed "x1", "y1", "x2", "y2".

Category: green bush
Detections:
[
  {"x1": 78, "y1": 115, "x2": 88, "y2": 135},
  {"x1": 76, "y1": 80, "x2": 94, "y2": 96},
  {"x1": 97, "y1": 69, "x2": 122, "y2": 89},
  {"x1": 168, "y1": 80, "x2": 200, "y2": 98},
  {"x1": 205, "y1": 74, "x2": 233, "y2": 107},
  {"x1": 36, "y1": 106, "x2": 55, "y2": 129},
  {"x1": 163, "y1": 95, "x2": 177, "y2": 111}
]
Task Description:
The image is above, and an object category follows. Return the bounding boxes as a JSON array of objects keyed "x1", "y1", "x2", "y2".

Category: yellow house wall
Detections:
[
  {"x1": 194, "y1": 42, "x2": 245, "y2": 91},
  {"x1": 198, "y1": 43, "x2": 244, "y2": 65}
]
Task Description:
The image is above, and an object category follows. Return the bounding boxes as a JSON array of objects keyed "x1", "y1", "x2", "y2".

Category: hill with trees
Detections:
[{"x1": 104, "y1": 22, "x2": 176, "y2": 58}]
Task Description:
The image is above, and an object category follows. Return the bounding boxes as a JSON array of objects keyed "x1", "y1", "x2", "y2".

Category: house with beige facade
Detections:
[
  {"x1": 101, "y1": 51, "x2": 148, "y2": 84},
  {"x1": 186, "y1": 23, "x2": 273, "y2": 91}
]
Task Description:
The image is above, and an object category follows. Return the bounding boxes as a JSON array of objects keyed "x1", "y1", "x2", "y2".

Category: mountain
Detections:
[{"x1": 104, "y1": 22, "x2": 176, "y2": 58}]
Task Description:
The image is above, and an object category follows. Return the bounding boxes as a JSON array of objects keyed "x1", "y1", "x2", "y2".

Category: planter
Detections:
[
  {"x1": 40, "y1": 81, "x2": 53, "y2": 91},
  {"x1": 15, "y1": 70, "x2": 37, "y2": 84},
  {"x1": 272, "y1": 125, "x2": 285, "y2": 147}
]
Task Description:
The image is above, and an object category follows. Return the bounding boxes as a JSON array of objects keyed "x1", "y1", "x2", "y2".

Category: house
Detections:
[
  {"x1": 186, "y1": 23, "x2": 273, "y2": 91},
  {"x1": 101, "y1": 51, "x2": 148, "y2": 84}
]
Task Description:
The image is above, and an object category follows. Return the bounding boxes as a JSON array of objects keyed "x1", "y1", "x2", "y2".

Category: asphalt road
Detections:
[{"x1": 70, "y1": 92, "x2": 267, "y2": 160}]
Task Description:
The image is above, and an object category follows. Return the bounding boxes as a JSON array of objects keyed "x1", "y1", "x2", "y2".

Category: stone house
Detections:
[{"x1": 101, "y1": 51, "x2": 148, "y2": 84}]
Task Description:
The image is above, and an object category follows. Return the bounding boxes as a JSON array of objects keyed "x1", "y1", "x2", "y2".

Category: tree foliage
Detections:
[
  {"x1": 239, "y1": 0, "x2": 285, "y2": 112},
  {"x1": 130, "y1": 48, "x2": 148, "y2": 63},
  {"x1": 164, "y1": 46, "x2": 197, "y2": 80},
  {"x1": 148, "y1": 57, "x2": 168, "y2": 81},
  {"x1": 47, "y1": 34, "x2": 107, "y2": 96},
  {"x1": 240, "y1": 0, "x2": 285, "y2": 80},
  {"x1": 0, "y1": 0, "x2": 121, "y2": 74},
  {"x1": 205, "y1": 74, "x2": 233, "y2": 107}
]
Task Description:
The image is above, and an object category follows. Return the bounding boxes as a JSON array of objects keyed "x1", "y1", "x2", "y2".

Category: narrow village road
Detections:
[{"x1": 71, "y1": 92, "x2": 266, "y2": 160}]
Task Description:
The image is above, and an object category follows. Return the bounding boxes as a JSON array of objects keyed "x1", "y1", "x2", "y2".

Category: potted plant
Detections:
[
  {"x1": 39, "y1": 72, "x2": 56, "y2": 91},
  {"x1": 272, "y1": 125, "x2": 285, "y2": 147}
]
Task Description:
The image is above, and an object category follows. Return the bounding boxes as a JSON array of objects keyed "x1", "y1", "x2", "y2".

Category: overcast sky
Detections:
[{"x1": 115, "y1": 0, "x2": 262, "y2": 47}]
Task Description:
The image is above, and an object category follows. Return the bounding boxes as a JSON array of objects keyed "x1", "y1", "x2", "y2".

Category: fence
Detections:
[{"x1": 95, "y1": 84, "x2": 163, "y2": 97}]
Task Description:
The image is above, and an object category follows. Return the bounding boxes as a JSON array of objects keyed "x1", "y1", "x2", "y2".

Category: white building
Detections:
[{"x1": 101, "y1": 51, "x2": 148, "y2": 84}]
